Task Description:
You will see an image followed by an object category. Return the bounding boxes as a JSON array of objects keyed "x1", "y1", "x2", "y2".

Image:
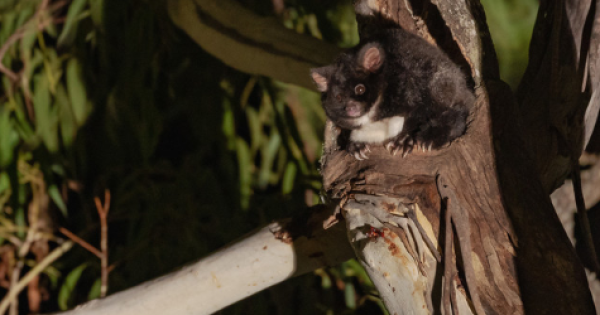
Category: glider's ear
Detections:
[
  {"x1": 310, "y1": 66, "x2": 333, "y2": 92},
  {"x1": 358, "y1": 43, "x2": 384, "y2": 72}
]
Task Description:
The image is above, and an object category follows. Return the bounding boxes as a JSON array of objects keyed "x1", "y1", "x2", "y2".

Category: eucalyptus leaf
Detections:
[
  {"x1": 0, "y1": 11, "x2": 16, "y2": 46},
  {"x1": 15, "y1": 206, "x2": 24, "y2": 238},
  {"x1": 24, "y1": 48, "x2": 44, "y2": 81},
  {"x1": 58, "y1": 263, "x2": 88, "y2": 311},
  {"x1": 88, "y1": 278, "x2": 102, "y2": 300},
  {"x1": 90, "y1": 0, "x2": 104, "y2": 27},
  {"x1": 0, "y1": 107, "x2": 19, "y2": 167},
  {"x1": 236, "y1": 137, "x2": 252, "y2": 210},
  {"x1": 12, "y1": 99, "x2": 36, "y2": 145},
  {"x1": 48, "y1": 184, "x2": 67, "y2": 216},
  {"x1": 245, "y1": 107, "x2": 262, "y2": 154},
  {"x1": 14, "y1": 5, "x2": 34, "y2": 28},
  {"x1": 33, "y1": 73, "x2": 59, "y2": 152},
  {"x1": 66, "y1": 59, "x2": 89, "y2": 126},
  {"x1": 281, "y1": 162, "x2": 296, "y2": 195},
  {"x1": 0, "y1": 172, "x2": 9, "y2": 194},
  {"x1": 20, "y1": 28, "x2": 37, "y2": 60},
  {"x1": 344, "y1": 282, "x2": 356, "y2": 309},
  {"x1": 55, "y1": 83, "x2": 76, "y2": 147},
  {"x1": 257, "y1": 131, "x2": 281, "y2": 189},
  {"x1": 222, "y1": 97, "x2": 236, "y2": 150},
  {"x1": 57, "y1": 0, "x2": 88, "y2": 47},
  {"x1": 0, "y1": 172, "x2": 10, "y2": 209}
]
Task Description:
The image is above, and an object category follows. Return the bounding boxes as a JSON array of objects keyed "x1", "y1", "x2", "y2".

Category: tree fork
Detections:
[{"x1": 321, "y1": 0, "x2": 597, "y2": 313}]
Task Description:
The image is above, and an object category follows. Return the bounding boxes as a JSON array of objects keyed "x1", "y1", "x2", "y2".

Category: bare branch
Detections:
[{"x1": 52, "y1": 205, "x2": 353, "y2": 315}]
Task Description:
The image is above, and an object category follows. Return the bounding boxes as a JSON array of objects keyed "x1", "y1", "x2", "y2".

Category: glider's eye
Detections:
[{"x1": 355, "y1": 84, "x2": 366, "y2": 95}]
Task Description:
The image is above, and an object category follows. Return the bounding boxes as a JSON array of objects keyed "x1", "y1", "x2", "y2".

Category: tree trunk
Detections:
[{"x1": 320, "y1": 0, "x2": 597, "y2": 314}]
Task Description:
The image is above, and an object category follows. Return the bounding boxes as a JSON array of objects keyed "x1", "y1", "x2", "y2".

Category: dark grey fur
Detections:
[{"x1": 311, "y1": 28, "x2": 474, "y2": 156}]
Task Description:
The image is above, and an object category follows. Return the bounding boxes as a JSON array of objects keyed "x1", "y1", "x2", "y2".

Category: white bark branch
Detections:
[{"x1": 52, "y1": 207, "x2": 353, "y2": 315}]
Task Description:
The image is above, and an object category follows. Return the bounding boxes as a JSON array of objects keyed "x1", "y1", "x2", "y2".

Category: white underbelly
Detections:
[{"x1": 350, "y1": 116, "x2": 405, "y2": 143}]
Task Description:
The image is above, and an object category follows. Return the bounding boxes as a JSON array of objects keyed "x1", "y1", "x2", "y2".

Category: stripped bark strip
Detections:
[
  {"x1": 443, "y1": 200, "x2": 453, "y2": 315},
  {"x1": 438, "y1": 176, "x2": 485, "y2": 315},
  {"x1": 407, "y1": 207, "x2": 441, "y2": 262}
]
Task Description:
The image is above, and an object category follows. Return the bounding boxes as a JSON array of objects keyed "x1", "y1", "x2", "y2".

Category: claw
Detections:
[
  {"x1": 427, "y1": 143, "x2": 432, "y2": 152},
  {"x1": 348, "y1": 142, "x2": 370, "y2": 160},
  {"x1": 386, "y1": 140, "x2": 399, "y2": 155},
  {"x1": 402, "y1": 146, "x2": 412, "y2": 158},
  {"x1": 385, "y1": 141, "x2": 395, "y2": 154}
]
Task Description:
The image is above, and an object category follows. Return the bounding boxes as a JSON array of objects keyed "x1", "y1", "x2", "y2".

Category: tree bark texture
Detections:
[{"x1": 321, "y1": 0, "x2": 598, "y2": 314}]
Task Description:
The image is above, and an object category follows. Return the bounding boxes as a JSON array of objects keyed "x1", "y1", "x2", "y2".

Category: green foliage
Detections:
[
  {"x1": 0, "y1": 0, "x2": 537, "y2": 314},
  {"x1": 480, "y1": 0, "x2": 538, "y2": 88},
  {"x1": 58, "y1": 263, "x2": 88, "y2": 310},
  {"x1": 57, "y1": 0, "x2": 87, "y2": 47}
]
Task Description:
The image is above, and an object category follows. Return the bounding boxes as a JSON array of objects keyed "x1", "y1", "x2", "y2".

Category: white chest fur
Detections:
[{"x1": 350, "y1": 116, "x2": 405, "y2": 143}]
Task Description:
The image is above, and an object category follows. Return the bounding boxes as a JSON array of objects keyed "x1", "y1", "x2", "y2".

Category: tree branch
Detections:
[
  {"x1": 517, "y1": 0, "x2": 600, "y2": 192},
  {"x1": 52, "y1": 205, "x2": 353, "y2": 315},
  {"x1": 167, "y1": 0, "x2": 341, "y2": 90}
]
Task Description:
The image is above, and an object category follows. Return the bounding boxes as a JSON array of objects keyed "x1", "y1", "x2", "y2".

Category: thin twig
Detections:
[
  {"x1": 0, "y1": 241, "x2": 74, "y2": 314},
  {"x1": 59, "y1": 227, "x2": 102, "y2": 258},
  {"x1": 95, "y1": 190, "x2": 111, "y2": 298}
]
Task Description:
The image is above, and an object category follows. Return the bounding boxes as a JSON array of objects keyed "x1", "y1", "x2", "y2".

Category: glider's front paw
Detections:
[{"x1": 347, "y1": 142, "x2": 371, "y2": 160}]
